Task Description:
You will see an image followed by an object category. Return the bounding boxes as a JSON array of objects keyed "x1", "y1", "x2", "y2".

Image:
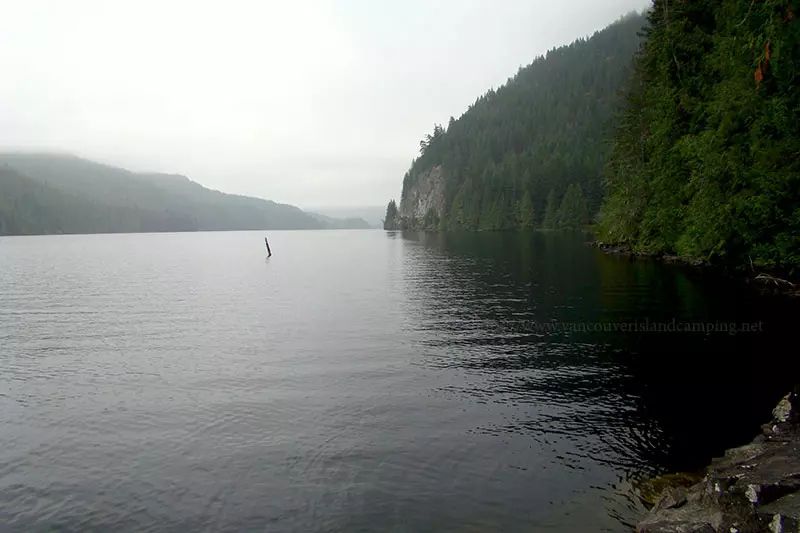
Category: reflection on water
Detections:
[
  {"x1": 395, "y1": 230, "x2": 799, "y2": 528},
  {"x1": 0, "y1": 230, "x2": 796, "y2": 532},
  {"x1": 400, "y1": 231, "x2": 797, "y2": 460}
]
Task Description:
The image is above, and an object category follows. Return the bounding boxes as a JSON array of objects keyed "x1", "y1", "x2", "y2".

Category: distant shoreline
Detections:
[
  {"x1": 590, "y1": 240, "x2": 800, "y2": 298},
  {"x1": 0, "y1": 227, "x2": 378, "y2": 238}
]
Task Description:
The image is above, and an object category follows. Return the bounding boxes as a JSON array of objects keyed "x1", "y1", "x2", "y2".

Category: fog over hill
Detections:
[
  {"x1": 0, "y1": 153, "x2": 367, "y2": 235},
  {"x1": 304, "y1": 206, "x2": 386, "y2": 229}
]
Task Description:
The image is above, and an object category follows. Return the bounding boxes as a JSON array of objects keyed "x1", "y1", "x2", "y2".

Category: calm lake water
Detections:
[{"x1": 1, "y1": 230, "x2": 797, "y2": 532}]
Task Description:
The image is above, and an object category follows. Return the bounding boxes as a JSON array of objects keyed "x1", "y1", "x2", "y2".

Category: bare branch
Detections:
[
  {"x1": 755, "y1": 274, "x2": 796, "y2": 287},
  {"x1": 736, "y1": 0, "x2": 756, "y2": 28}
]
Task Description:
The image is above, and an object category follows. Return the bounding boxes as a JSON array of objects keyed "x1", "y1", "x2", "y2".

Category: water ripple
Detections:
[{"x1": 0, "y1": 230, "x2": 796, "y2": 532}]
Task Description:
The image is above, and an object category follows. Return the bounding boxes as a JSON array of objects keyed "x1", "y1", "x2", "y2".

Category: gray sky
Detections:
[{"x1": 0, "y1": 0, "x2": 650, "y2": 208}]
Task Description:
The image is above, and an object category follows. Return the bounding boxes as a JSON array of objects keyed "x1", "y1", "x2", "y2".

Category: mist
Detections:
[{"x1": 0, "y1": 0, "x2": 649, "y2": 207}]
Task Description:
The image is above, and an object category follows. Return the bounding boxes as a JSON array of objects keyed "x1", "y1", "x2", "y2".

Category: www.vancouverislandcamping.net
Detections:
[{"x1": 524, "y1": 319, "x2": 763, "y2": 335}]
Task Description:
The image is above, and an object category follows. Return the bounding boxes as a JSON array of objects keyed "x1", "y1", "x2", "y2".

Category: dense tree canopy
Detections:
[
  {"x1": 396, "y1": 13, "x2": 646, "y2": 231},
  {"x1": 388, "y1": 2, "x2": 798, "y2": 274},
  {"x1": 599, "y1": 0, "x2": 800, "y2": 272}
]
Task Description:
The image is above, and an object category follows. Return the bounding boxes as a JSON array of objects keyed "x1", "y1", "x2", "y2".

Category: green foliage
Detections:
[
  {"x1": 423, "y1": 206, "x2": 440, "y2": 230},
  {"x1": 384, "y1": 199, "x2": 399, "y2": 230},
  {"x1": 600, "y1": 0, "x2": 800, "y2": 272},
  {"x1": 557, "y1": 184, "x2": 589, "y2": 230},
  {"x1": 517, "y1": 191, "x2": 536, "y2": 228},
  {"x1": 542, "y1": 189, "x2": 560, "y2": 229},
  {"x1": 419, "y1": 124, "x2": 445, "y2": 156},
  {"x1": 397, "y1": 13, "x2": 646, "y2": 231}
]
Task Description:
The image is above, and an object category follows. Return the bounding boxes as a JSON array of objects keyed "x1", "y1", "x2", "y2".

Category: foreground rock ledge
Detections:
[{"x1": 637, "y1": 392, "x2": 800, "y2": 533}]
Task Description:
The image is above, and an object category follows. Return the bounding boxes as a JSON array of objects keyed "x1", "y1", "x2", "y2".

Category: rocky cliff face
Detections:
[{"x1": 387, "y1": 165, "x2": 446, "y2": 230}]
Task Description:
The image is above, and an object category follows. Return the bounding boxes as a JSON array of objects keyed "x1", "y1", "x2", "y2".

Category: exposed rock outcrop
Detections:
[
  {"x1": 637, "y1": 391, "x2": 800, "y2": 533},
  {"x1": 386, "y1": 165, "x2": 446, "y2": 230}
]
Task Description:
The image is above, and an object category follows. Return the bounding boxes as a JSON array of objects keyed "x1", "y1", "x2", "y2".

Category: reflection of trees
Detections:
[{"x1": 395, "y1": 231, "x2": 800, "y2": 475}]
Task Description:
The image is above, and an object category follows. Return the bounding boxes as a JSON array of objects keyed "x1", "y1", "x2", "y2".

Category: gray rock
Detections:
[
  {"x1": 398, "y1": 165, "x2": 445, "y2": 227},
  {"x1": 635, "y1": 504, "x2": 734, "y2": 533},
  {"x1": 655, "y1": 487, "x2": 690, "y2": 511},
  {"x1": 762, "y1": 513, "x2": 799, "y2": 533},
  {"x1": 773, "y1": 395, "x2": 795, "y2": 424},
  {"x1": 636, "y1": 391, "x2": 800, "y2": 533},
  {"x1": 758, "y1": 492, "x2": 800, "y2": 531}
]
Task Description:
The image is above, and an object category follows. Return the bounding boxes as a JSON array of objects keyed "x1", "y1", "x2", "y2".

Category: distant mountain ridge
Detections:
[
  {"x1": 0, "y1": 153, "x2": 367, "y2": 235},
  {"x1": 306, "y1": 211, "x2": 371, "y2": 230},
  {"x1": 305, "y1": 206, "x2": 385, "y2": 228}
]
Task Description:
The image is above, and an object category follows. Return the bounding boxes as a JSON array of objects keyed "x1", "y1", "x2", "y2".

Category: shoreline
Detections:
[
  {"x1": 636, "y1": 391, "x2": 800, "y2": 532},
  {"x1": 594, "y1": 238, "x2": 800, "y2": 531},
  {"x1": 590, "y1": 241, "x2": 799, "y2": 298}
]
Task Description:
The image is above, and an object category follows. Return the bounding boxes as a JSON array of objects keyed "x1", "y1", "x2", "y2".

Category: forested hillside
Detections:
[
  {"x1": 600, "y1": 0, "x2": 800, "y2": 273},
  {"x1": 0, "y1": 154, "x2": 365, "y2": 235},
  {"x1": 0, "y1": 166, "x2": 115, "y2": 235},
  {"x1": 385, "y1": 13, "x2": 647, "y2": 231}
]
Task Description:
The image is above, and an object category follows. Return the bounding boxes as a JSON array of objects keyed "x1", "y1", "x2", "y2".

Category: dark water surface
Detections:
[{"x1": 1, "y1": 230, "x2": 797, "y2": 532}]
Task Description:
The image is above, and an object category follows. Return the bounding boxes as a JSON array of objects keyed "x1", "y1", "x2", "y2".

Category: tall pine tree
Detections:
[
  {"x1": 558, "y1": 184, "x2": 589, "y2": 231},
  {"x1": 518, "y1": 191, "x2": 536, "y2": 229},
  {"x1": 383, "y1": 200, "x2": 398, "y2": 230},
  {"x1": 542, "y1": 189, "x2": 560, "y2": 229}
]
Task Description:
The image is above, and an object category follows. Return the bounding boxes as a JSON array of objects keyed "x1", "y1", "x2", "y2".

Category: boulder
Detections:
[
  {"x1": 636, "y1": 473, "x2": 705, "y2": 507},
  {"x1": 636, "y1": 390, "x2": 800, "y2": 533},
  {"x1": 757, "y1": 492, "x2": 800, "y2": 531},
  {"x1": 773, "y1": 395, "x2": 793, "y2": 423}
]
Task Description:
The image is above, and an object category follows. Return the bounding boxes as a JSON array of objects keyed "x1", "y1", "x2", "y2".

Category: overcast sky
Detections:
[{"x1": 0, "y1": 0, "x2": 650, "y2": 208}]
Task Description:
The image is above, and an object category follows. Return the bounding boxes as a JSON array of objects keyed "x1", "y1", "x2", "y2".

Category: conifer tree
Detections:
[
  {"x1": 542, "y1": 189, "x2": 560, "y2": 229},
  {"x1": 518, "y1": 191, "x2": 535, "y2": 229},
  {"x1": 423, "y1": 207, "x2": 439, "y2": 230},
  {"x1": 383, "y1": 200, "x2": 398, "y2": 230},
  {"x1": 558, "y1": 184, "x2": 588, "y2": 230}
]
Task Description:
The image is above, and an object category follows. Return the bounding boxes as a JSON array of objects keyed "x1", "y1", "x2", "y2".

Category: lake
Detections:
[{"x1": 1, "y1": 230, "x2": 797, "y2": 532}]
